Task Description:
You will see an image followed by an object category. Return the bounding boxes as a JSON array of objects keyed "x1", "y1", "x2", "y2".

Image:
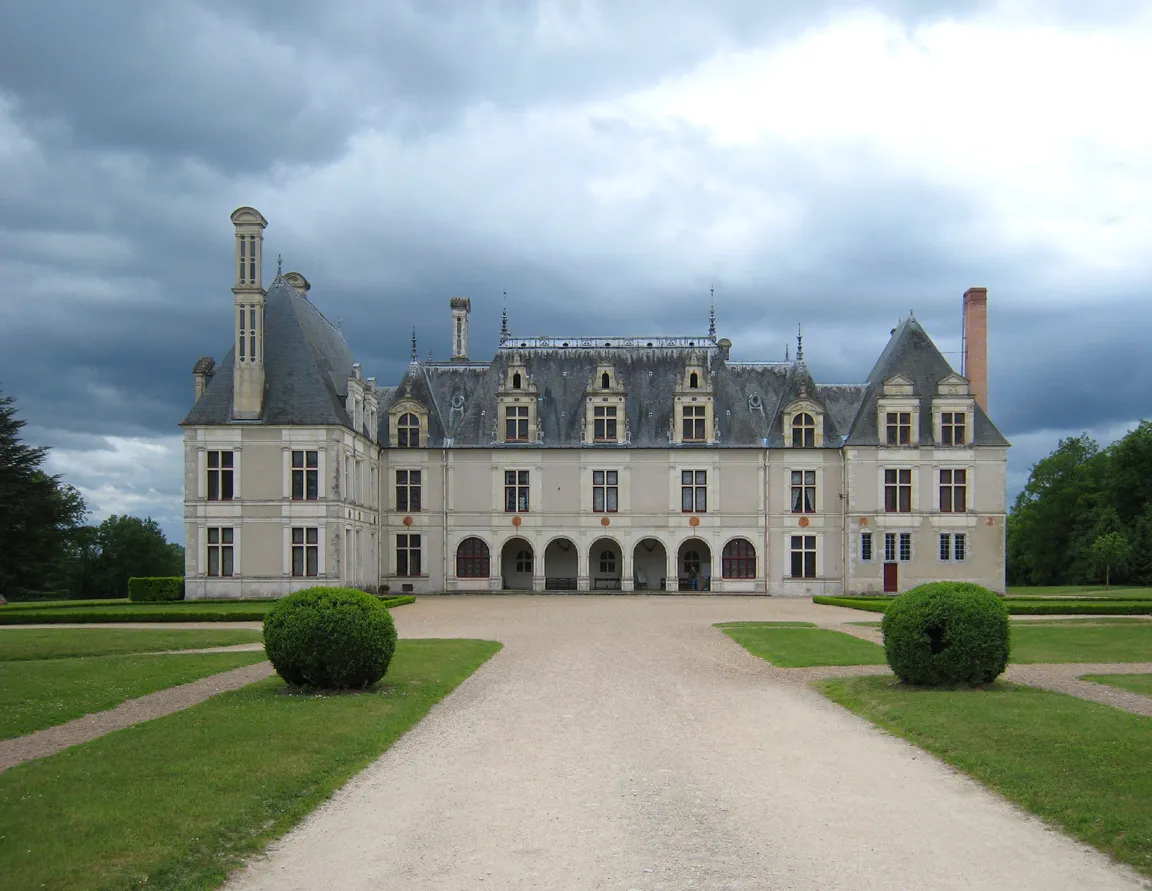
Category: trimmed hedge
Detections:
[
  {"x1": 263, "y1": 586, "x2": 398, "y2": 689},
  {"x1": 128, "y1": 578, "x2": 185, "y2": 602},
  {"x1": 881, "y1": 582, "x2": 1010, "y2": 686},
  {"x1": 814, "y1": 595, "x2": 1152, "y2": 615}
]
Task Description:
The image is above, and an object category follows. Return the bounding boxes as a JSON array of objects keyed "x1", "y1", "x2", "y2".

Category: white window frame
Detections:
[
  {"x1": 860, "y1": 530, "x2": 873, "y2": 562},
  {"x1": 288, "y1": 525, "x2": 322, "y2": 578},
  {"x1": 204, "y1": 526, "x2": 237, "y2": 577},
  {"x1": 788, "y1": 467, "x2": 819, "y2": 514},
  {"x1": 788, "y1": 533, "x2": 818, "y2": 579}
]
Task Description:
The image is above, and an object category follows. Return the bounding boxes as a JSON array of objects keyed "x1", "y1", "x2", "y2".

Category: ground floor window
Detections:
[
  {"x1": 860, "y1": 531, "x2": 873, "y2": 562},
  {"x1": 721, "y1": 538, "x2": 756, "y2": 578},
  {"x1": 456, "y1": 537, "x2": 490, "y2": 578},
  {"x1": 883, "y1": 532, "x2": 912, "y2": 562},
  {"x1": 939, "y1": 533, "x2": 967, "y2": 562},
  {"x1": 397, "y1": 534, "x2": 422, "y2": 576},
  {"x1": 291, "y1": 527, "x2": 318, "y2": 577},
  {"x1": 207, "y1": 527, "x2": 233, "y2": 577},
  {"x1": 790, "y1": 535, "x2": 816, "y2": 578},
  {"x1": 899, "y1": 532, "x2": 912, "y2": 562},
  {"x1": 515, "y1": 549, "x2": 533, "y2": 573}
]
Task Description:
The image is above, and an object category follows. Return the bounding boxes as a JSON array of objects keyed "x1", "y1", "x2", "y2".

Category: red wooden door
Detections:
[{"x1": 883, "y1": 562, "x2": 898, "y2": 593}]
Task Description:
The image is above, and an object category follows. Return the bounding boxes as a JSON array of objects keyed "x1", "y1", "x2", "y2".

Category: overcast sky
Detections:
[{"x1": 1, "y1": 1, "x2": 1149, "y2": 543}]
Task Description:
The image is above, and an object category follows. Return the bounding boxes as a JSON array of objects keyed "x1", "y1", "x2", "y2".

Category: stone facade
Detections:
[{"x1": 181, "y1": 208, "x2": 1009, "y2": 598}]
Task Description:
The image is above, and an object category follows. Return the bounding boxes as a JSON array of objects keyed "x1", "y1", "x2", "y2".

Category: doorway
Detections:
[{"x1": 883, "y1": 562, "x2": 898, "y2": 593}]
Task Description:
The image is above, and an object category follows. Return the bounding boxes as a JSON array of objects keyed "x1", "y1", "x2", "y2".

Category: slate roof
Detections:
[{"x1": 182, "y1": 277, "x2": 355, "y2": 428}]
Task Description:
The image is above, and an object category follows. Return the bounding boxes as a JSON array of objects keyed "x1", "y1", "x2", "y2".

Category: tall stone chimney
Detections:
[
  {"x1": 963, "y1": 287, "x2": 988, "y2": 414},
  {"x1": 450, "y1": 296, "x2": 471, "y2": 361}
]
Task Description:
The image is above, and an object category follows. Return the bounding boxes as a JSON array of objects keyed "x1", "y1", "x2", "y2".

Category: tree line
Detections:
[
  {"x1": 1008, "y1": 421, "x2": 1152, "y2": 587},
  {"x1": 0, "y1": 389, "x2": 183, "y2": 601}
]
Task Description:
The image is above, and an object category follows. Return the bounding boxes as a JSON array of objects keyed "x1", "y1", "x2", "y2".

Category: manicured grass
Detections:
[
  {"x1": 0, "y1": 596, "x2": 417, "y2": 624},
  {"x1": 718, "y1": 622, "x2": 886, "y2": 667},
  {"x1": 0, "y1": 652, "x2": 267, "y2": 740},
  {"x1": 814, "y1": 595, "x2": 1152, "y2": 616},
  {"x1": 1009, "y1": 586, "x2": 1152, "y2": 600},
  {"x1": 820, "y1": 676, "x2": 1152, "y2": 877},
  {"x1": 1010, "y1": 625, "x2": 1152, "y2": 664},
  {"x1": 714, "y1": 621, "x2": 816, "y2": 628},
  {"x1": 0, "y1": 638, "x2": 500, "y2": 891},
  {"x1": 1020, "y1": 617, "x2": 1152, "y2": 626},
  {"x1": 0, "y1": 628, "x2": 263, "y2": 661},
  {"x1": 1082, "y1": 674, "x2": 1152, "y2": 697},
  {"x1": 0, "y1": 598, "x2": 131, "y2": 610}
]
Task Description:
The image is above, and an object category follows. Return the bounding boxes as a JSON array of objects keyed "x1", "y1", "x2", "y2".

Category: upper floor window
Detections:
[
  {"x1": 942, "y1": 412, "x2": 966, "y2": 446},
  {"x1": 722, "y1": 539, "x2": 756, "y2": 579},
  {"x1": 594, "y1": 406, "x2": 618, "y2": 442},
  {"x1": 505, "y1": 405, "x2": 529, "y2": 442},
  {"x1": 886, "y1": 412, "x2": 911, "y2": 446},
  {"x1": 681, "y1": 470, "x2": 707, "y2": 513},
  {"x1": 505, "y1": 470, "x2": 530, "y2": 512},
  {"x1": 593, "y1": 470, "x2": 618, "y2": 512},
  {"x1": 601, "y1": 372, "x2": 610, "y2": 389},
  {"x1": 512, "y1": 372, "x2": 522, "y2": 389},
  {"x1": 689, "y1": 372, "x2": 699, "y2": 389},
  {"x1": 791, "y1": 470, "x2": 816, "y2": 513},
  {"x1": 939, "y1": 469, "x2": 967, "y2": 512},
  {"x1": 396, "y1": 469, "x2": 421, "y2": 512},
  {"x1": 884, "y1": 468, "x2": 912, "y2": 513},
  {"x1": 291, "y1": 450, "x2": 318, "y2": 500},
  {"x1": 207, "y1": 527, "x2": 234, "y2": 577},
  {"x1": 682, "y1": 405, "x2": 707, "y2": 442},
  {"x1": 398, "y1": 413, "x2": 420, "y2": 448},
  {"x1": 792, "y1": 413, "x2": 815, "y2": 448},
  {"x1": 207, "y1": 450, "x2": 234, "y2": 501}
]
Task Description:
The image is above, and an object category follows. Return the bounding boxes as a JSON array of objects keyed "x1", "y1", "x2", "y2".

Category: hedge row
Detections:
[
  {"x1": 128, "y1": 577, "x2": 185, "y2": 602},
  {"x1": 0, "y1": 596, "x2": 416, "y2": 624},
  {"x1": 814, "y1": 595, "x2": 1152, "y2": 615}
]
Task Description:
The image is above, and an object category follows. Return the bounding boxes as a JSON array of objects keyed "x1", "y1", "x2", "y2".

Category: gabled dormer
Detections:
[
  {"x1": 877, "y1": 373, "x2": 919, "y2": 447},
  {"x1": 584, "y1": 362, "x2": 626, "y2": 444},
  {"x1": 497, "y1": 355, "x2": 539, "y2": 444},
  {"x1": 388, "y1": 397, "x2": 429, "y2": 449},
  {"x1": 783, "y1": 398, "x2": 824, "y2": 448},
  {"x1": 933, "y1": 372, "x2": 974, "y2": 447},
  {"x1": 672, "y1": 356, "x2": 714, "y2": 444}
]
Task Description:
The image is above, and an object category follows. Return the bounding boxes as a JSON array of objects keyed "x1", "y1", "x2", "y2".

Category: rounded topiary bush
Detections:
[
  {"x1": 264, "y1": 586, "x2": 397, "y2": 689},
  {"x1": 881, "y1": 582, "x2": 1010, "y2": 686}
]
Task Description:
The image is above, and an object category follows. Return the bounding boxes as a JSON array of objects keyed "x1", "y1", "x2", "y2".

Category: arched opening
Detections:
[
  {"x1": 601, "y1": 371, "x2": 610, "y2": 389},
  {"x1": 500, "y1": 538, "x2": 534, "y2": 590},
  {"x1": 456, "y1": 537, "x2": 490, "y2": 581},
  {"x1": 398, "y1": 412, "x2": 420, "y2": 447},
  {"x1": 589, "y1": 537, "x2": 622, "y2": 591},
  {"x1": 544, "y1": 538, "x2": 578, "y2": 590},
  {"x1": 512, "y1": 372, "x2": 522, "y2": 389},
  {"x1": 633, "y1": 538, "x2": 667, "y2": 591},
  {"x1": 689, "y1": 371, "x2": 699, "y2": 389},
  {"x1": 792, "y1": 412, "x2": 815, "y2": 448},
  {"x1": 677, "y1": 539, "x2": 712, "y2": 591},
  {"x1": 721, "y1": 538, "x2": 756, "y2": 579}
]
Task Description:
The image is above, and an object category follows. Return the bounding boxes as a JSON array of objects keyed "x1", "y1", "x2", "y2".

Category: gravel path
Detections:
[{"x1": 223, "y1": 596, "x2": 1145, "y2": 891}]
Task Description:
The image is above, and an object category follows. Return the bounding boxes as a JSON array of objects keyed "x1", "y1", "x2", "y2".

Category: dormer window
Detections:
[
  {"x1": 594, "y1": 406, "x2": 617, "y2": 441},
  {"x1": 398, "y1": 413, "x2": 420, "y2": 447},
  {"x1": 689, "y1": 372, "x2": 699, "y2": 389},
  {"x1": 601, "y1": 372, "x2": 610, "y2": 390},
  {"x1": 792, "y1": 413, "x2": 815, "y2": 448},
  {"x1": 506, "y1": 405, "x2": 529, "y2": 441},
  {"x1": 512, "y1": 372, "x2": 522, "y2": 390},
  {"x1": 683, "y1": 405, "x2": 707, "y2": 441},
  {"x1": 886, "y1": 412, "x2": 911, "y2": 446},
  {"x1": 942, "y1": 412, "x2": 966, "y2": 446}
]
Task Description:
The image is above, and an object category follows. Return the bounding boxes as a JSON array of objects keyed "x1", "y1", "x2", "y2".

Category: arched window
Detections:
[
  {"x1": 456, "y1": 537, "x2": 490, "y2": 578},
  {"x1": 512, "y1": 372, "x2": 522, "y2": 389},
  {"x1": 792, "y1": 412, "x2": 815, "y2": 448},
  {"x1": 398, "y1": 413, "x2": 420, "y2": 448},
  {"x1": 689, "y1": 372, "x2": 699, "y2": 389},
  {"x1": 599, "y1": 550, "x2": 616, "y2": 574},
  {"x1": 683, "y1": 549, "x2": 701, "y2": 574},
  {"x1": 601, "y1": 372, "x2": 610, "y2": 389},
  {"x1": 515, "y1": 549, "x2": 532, "y2": 573},
  {"x1": 722, "y1": 539, "x2": 756, "y2": 579}
]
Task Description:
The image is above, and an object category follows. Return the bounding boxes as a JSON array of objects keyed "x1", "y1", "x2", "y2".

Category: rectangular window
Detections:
[
  {"x1": 238, "y1": 305, "x2": 247, "y2": 359},
  {"x1": 886, "y1": 412, "x2": 911, "y2": 446},
  {"x1": 942, "y1": 412, "x2": 966, "y2": 446},
  {"x1": 504, "y1": 470, "x2": 530, "y2": 512},
  {"x1": 206, "y1": 527, "x2": 234, "y2": 577},
  {"x1": 249, "y1": 307, "x2": 256, "y2": 361},
  {"x1": 206, "y1": 450, "x2": 234, "y2": 501},
  {"x1": 396, "y1": 470, "x2": 422, "y2": 512},
  {"x1": 939, "y1": 468, "x2": 967, "y2": 513},
  {"x1": 592, "y1": 470, "x2": 618, "y2": 512},
  {"x1": 396, "y1": 533, "x2": 422, "y2": 576},
  {"x1": 291, "y1": 527, "x2": 318, "y2": 577},
  {"x1": 790, "y1": 470, "x2": 816, "y2": 513},
  {"x1": 682, "y1": 405, "x2": 707, "y2": 442},
  {"x1": 790, "y1": 535, "x2": 817, "y2": 578},
  {"x1": 505, "y1": 405, "x2": 529, "y2": 442},
  {"x1": 681, "y1": 470, "x2": 707, "y2": 513},
  {"x1": 248, "y1": 235, "x2": 256, "y2": 284},
  {"x1": 954, "y1": 533, "x2": 967, "y2": 561},
  {"x1": 861, "y1": 531, "x2": 873, "y2": 562},
  {"x1": 239, "y1": 235, "x2": 246, "y2": 284},
  {"x1": 291, "y1": 450, "x2": 319, "y2": 500},
  {"x1": 899, "y1": 532, "x2": 912, "y2": 562},
  {"x1": 940, "y1": 533, "x2": 951, "y2": 561},
  {"x1": 884, "y1": 468, "x2": 912, "y2": 513},
  {"x1": 593, "y1": 406, "x2": 618, "y2": 442},
  {"x1": 883, "y1": 532, "x2": 897, "y2": 562}
]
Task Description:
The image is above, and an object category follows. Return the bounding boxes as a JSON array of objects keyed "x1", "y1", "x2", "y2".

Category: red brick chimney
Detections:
[{"x1": 963, "y1": 287, "x2": 988, "y2": 415}]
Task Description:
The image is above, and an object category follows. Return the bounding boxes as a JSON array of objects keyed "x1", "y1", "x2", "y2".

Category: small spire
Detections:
[
  {"x1": 708, "y1": 286, "x2": 716, "y2": 339},
  {"x1": 276, "y1": 253, "x2": 283, "y2": 276},
  {"x1": 785, "y1": 343, "x2": 790, "y2": 362},
  {"x1": 411, "y1": 327, "x2": 418, "y2": 362},
  {"x1": 500, "y1": 295, "x2": 509, "y2": 343},
  {"x1": 796, "y1": 324, "x2": 804, "y2": 362},
  {"x1": 427, "y1": 347, "x2": 432, "y2": 362}
]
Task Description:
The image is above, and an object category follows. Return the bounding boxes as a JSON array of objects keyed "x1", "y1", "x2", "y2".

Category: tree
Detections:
[
  {"x1": 91, "y1": 515, "x2": 184, "y2": 598},
  {"x1": 1090, "y1": 531, "x2": 1132, "y2": 589},
  {"x1": 0, "y1": 389, "x2": 88, "y2": 599}
]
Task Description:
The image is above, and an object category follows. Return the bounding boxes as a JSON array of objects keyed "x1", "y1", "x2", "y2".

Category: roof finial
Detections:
[
  {"x1": 785, "y1": 343, "x2": 790, "y2": 362},
  {"x1": 708, "y1": 286, "x2": 716, "y2": 339},
  {"x1": 276, "y1": 253, "x2": 282, "y2": 276},
  {"x1": 796, "y1": 324, "x2": 804, "y2": 362},
  {"x1": 411, "y1": 327, "x2": 418, "y2": 362},
  {"x1": 500, "y1": 294, "x2": 509, "y2": 344}
]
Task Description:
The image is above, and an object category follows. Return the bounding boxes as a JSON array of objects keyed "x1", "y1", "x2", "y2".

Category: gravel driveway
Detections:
[{"x1": 224, "y1": 596, "x2": 1146, "y2": 891}]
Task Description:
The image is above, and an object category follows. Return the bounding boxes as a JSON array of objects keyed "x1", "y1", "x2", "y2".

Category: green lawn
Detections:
[
  {"x1": 0, "y1": 638, "x2": 500, "y2": 891},
  {"x1": 0, "y1": 628, "x2": 263, "y2": 661},
  {"x1": 815, "y1": 595, "x2": 1152, "y2": 616},
  {"x1": 820, "y1": 676, "x2": 1152, "y2": 877},
  {"x1": 1010, "y1": 625, "x2": 1152, "y2": 663},
  {"x1": 0, "y1": 596, "x2": 416, "y2": 624},
  {"x1": 1082, "y1": 674, "x2": 1152, "y2": 697},
  {"x1": 0, "y1": 652, "x2": 267, "y2": 740},
  {"x1": 718, "y1": 623, "x2": 886, "y2": 667},
  {"x1": 1009, "y1": 586, "x2": 1152, "y2": 600}
]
